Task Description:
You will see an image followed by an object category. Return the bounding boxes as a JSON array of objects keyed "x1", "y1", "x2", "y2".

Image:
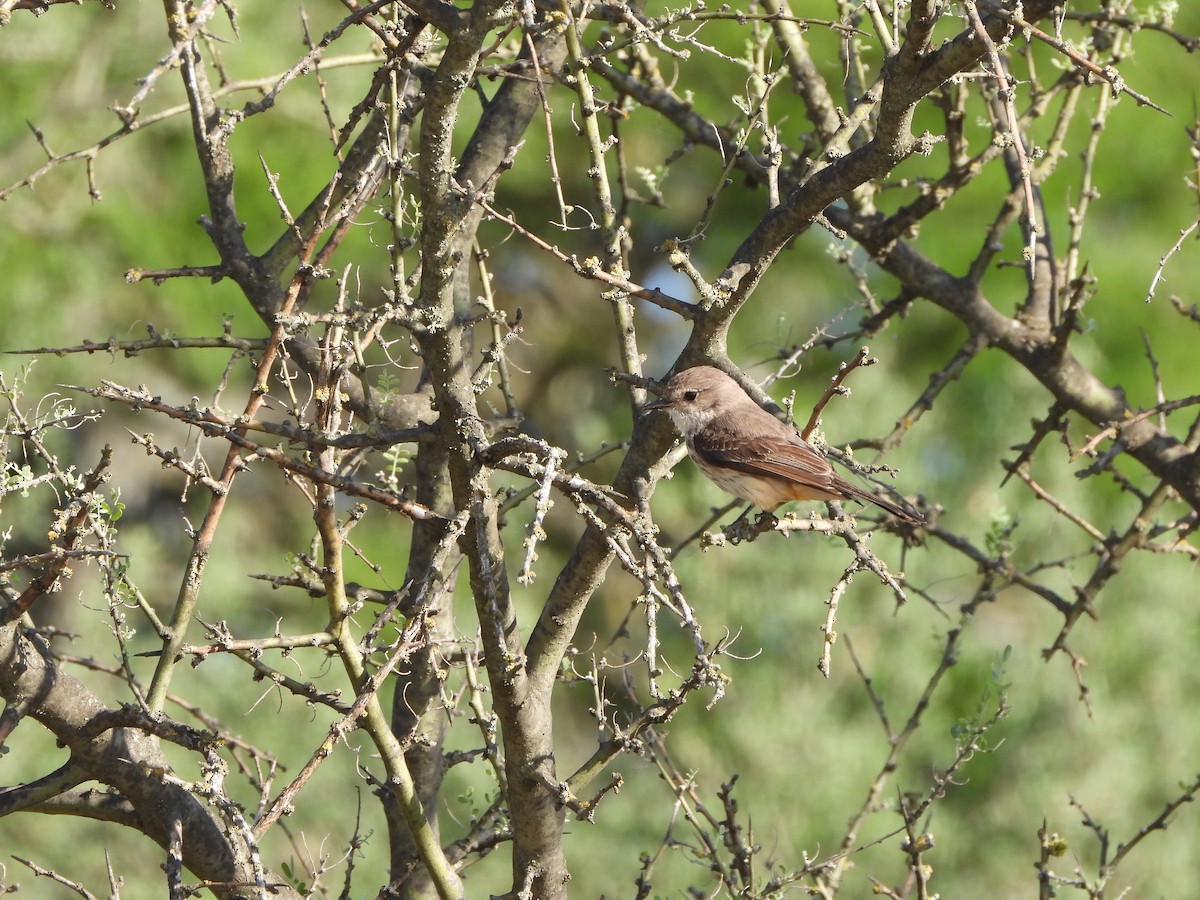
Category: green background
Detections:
[{"x1": 3, "y1": 3, "x2": 1200, "y2": 896}]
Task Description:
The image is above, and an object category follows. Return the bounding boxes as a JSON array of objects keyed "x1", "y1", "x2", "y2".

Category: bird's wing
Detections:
[
  {"x1": 690, "y1": 429, "x2": 837, "y2": 487},
  {"x1": 691, "y1": 427, "x2": 925, "y2": 522}
]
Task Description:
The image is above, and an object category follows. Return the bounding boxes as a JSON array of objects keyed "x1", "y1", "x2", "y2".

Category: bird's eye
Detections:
[{"x1": 682, "y1": 390, "x2": 699, "y2": 401}]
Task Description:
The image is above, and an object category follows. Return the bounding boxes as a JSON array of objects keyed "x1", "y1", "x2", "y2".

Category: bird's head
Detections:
[{"x1": 645, "y1": 366, "x2": 743, "y2": 436}]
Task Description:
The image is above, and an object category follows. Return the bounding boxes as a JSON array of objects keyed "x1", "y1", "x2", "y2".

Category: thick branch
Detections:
[{"x1": 0, "y1": 624, "x2": 300, "y2": 900}]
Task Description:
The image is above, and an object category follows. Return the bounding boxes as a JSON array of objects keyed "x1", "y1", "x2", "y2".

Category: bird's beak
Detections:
[{"x1": 644, "y1": 396, "x2": 671, "y2": 411}]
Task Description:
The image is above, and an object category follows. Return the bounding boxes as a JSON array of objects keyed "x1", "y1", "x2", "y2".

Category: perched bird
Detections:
[{"x1": 646, "y1": 366, "x2": 924, "y2": 524}]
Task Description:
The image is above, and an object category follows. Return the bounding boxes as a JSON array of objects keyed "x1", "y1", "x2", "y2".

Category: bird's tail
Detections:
[{"x1": 843, "y1": 483, "x2": 925, "y2": 525}]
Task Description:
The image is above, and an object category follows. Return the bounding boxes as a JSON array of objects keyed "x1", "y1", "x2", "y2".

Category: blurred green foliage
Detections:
[{"x1": 3, "y1": 2, "x2": 1200, "y2": 897}]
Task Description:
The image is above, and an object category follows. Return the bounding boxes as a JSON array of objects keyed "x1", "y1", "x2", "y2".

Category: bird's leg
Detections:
[
  {"x1": 729, "y1": 504, "x2": 756, "y2": 529},
  {"x1": 721, "y1": 503, "x2": 764, "y2": 544},
  {"x1": 752, "y1": 508, "x2": 779, "y2": 527},
  {"x1": 724, "y1": 505, "x2": 781, "y2": 544}
]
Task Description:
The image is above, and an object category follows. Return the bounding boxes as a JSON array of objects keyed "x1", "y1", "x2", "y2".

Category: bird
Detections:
[{"x1": 646, "y1": 366, "x2": 924, "y2": 524}]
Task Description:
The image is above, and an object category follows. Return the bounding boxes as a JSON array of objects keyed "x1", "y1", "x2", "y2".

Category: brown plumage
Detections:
[{"x1": 647, "y1": 366, "x2": 924, "y2": 524}]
